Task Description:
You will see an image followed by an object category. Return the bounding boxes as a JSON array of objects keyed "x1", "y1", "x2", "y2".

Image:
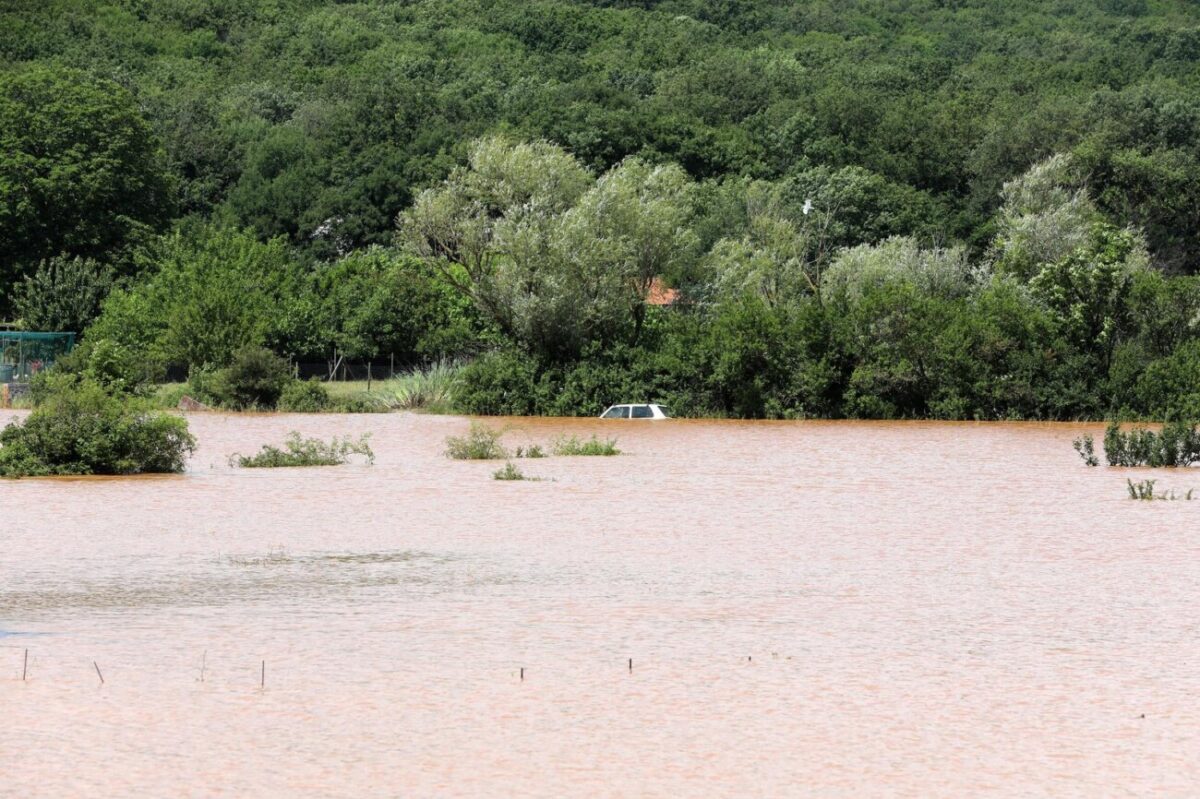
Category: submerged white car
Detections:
[{"x1": 599, "y1": 403, "x2": 672, "y2": 420}]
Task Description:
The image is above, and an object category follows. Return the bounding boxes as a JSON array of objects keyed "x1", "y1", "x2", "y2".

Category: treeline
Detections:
[{"x1": 3, "y1": 1, "x2": 1200, "y2": 418}]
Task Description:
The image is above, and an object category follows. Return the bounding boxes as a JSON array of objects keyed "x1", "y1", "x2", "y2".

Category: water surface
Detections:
[{"x1": 2, "y1": 412, "x2": 1198, "y2": 796}]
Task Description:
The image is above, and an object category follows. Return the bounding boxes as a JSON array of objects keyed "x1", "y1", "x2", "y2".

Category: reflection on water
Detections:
[{"x1": 2, "y1": 411, "x2": 1199, "y2": 796}]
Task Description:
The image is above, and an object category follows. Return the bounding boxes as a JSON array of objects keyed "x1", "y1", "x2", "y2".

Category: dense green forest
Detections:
[{"x1": 3, "y1": 0, "x2": 1200, "y2": 418}]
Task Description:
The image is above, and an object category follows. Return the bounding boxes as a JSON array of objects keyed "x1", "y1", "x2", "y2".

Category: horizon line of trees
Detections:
[{"x1": 4, "y1": 0, "x2": 1200, "y2": 418}]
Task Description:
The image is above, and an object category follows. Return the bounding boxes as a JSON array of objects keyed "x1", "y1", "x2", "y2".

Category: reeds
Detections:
[
  {"x1": 381, "y1": 360, "x2": 463, "y2": 413},
  {"x1": 232, "y1": 432, "x2": 375, "y2": 467}
]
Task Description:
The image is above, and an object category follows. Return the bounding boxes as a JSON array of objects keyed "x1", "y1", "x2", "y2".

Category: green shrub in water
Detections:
[
  {"x1": 493, "y1": 462, "x2": 526, "y2": 480},
  {"x1": 444, "y1": 422, "x2": 508, "y2": 459},
  {"x1": 1103, "y1": 421, "x2": 1200, "y2": 467},
  {"x1": 551, "y1": 434, "x2": 620, "y2": 456},
  {"x1": 277, "y1": 379, "x2": 330, "y2": 412},
  {"x1": 233, "y1": 431, "x2": 374, "y2": 468},
  {"x1": 0, "y1": 376, "x2": 195, "y2": 477},
  {"x1": 514, "y1": 444, "x2": 546, "y2": 458},
  {"x1": 1074, "y1": 421, "x2": 1200, "y2": 467}
]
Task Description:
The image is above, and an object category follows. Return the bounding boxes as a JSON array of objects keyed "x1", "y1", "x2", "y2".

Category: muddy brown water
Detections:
[{"x1": 2, "y1": 411, "x2": 1199, "y2": 796}]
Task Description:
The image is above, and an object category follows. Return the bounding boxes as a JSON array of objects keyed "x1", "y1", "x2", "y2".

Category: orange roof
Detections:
[{"x1": 644, "y1": 277, "x2": 680, "y2": 306}]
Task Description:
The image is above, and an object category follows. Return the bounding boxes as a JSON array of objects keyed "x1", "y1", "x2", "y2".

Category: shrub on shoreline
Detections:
[
  {"x1": 0, "y1": 377, "x2": 195, "y2": 477},
  {"x1": 278, "y1": 379, "x2": 331, "y2": 412},
  {"x1": 232, "y1": 432, "x2": 374, "y2": 468}
]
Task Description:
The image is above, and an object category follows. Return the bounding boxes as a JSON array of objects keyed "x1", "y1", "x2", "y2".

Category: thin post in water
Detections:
[
  {"x1": 23, "y1": 648, "x2": 28, "y2": 681},
  {"x1": 520, "y1": 667, "x2": 524, "y2": 681},
  {"x1": 93, "y1": 661, "x2": 104, "y2": 685},
  {"x1": 261, "y1": 660, "x2": 265, "y2": 689},
  {"x1": 628, "y1": 657, "x2": 633, "y2": 674}
]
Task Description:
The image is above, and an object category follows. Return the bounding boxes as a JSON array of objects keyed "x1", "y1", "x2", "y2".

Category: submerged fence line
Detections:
[{"x1": 9, "y1": 648, "x2": 786, "y2": 688}]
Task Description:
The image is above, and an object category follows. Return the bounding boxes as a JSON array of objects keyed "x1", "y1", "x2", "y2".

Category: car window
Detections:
[
  {"x1": 631, "y1": 405, "x2": 653, "y2": 419},
  {"x1": 602, "y1": 406, "x2": 626, "y2": 419},
  {"x1": 658, "y1": 407, "x2": 671, "y2": 418}
]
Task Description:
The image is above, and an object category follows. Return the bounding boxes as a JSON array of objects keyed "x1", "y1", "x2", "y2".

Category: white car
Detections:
[{"x1": 599, "y1": 403, "x2": 671, "y2": 420}]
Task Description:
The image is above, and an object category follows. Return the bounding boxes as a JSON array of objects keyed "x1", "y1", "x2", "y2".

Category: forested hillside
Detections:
[{"x1": 4, "y1": 0, "x2": 1200, "y2": 418}]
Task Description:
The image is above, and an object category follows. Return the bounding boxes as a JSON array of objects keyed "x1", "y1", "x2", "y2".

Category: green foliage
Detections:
[
  {"x1": 1127, "y1": 478, "x2": 1195, "y2": 501},
  {"x1": 10, "y1": 2, "x2": 1200, "y2": 421},
  {"x1": 492, "y1": 462, "x2": 527, "y2": 481},
  {"x1": 381, "y1": 361, "x2": 463, "y2": 413},
  {"x1": 514, "y1": 444, "x2": 545, "y2": 458},
  {"x1": 1102, "y1": 421, "x2": 1200, "y2": 467},
  {"x1": 1074, "y1": 435, "x2": 1099, "y2": 467},
  {"x1": 277, "y1": 379, "x2": 331, "y2": 413},
  {"x1": 551, "y1": 435, "x2": 621, "y2": 456},
  {"x1": 12, "y1": 256, "x2": 115, "y2": 333},
  {"x1": 444, "y1": 423, "x2": 508, "y2": 460},
  {"x1": 0, "y1": 376, "x2": 195, "y2": 477},
  {"x1": 0, "y1": 65, "x2": 171, "y2": 312},
  {"x1": 233, "y1": 432, "x2": 374, "y2": 468},
  {"x1": 190, "y1": 346, "x2": 293, "y2": 410},
  {"x1": 47, "y1": 337, "x2": 156, "y2": 398},
  {"x1": 1127, "y1": 478, "x2": 1157, "y2": 500}
]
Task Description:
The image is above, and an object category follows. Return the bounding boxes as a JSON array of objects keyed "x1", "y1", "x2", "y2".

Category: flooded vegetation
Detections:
[
  {"x1": 4, "y1": 412, "x2": 1200, "y2": 795},
  {"x1": 232, "y1": 432, "x2": 375, "y2": 468}
]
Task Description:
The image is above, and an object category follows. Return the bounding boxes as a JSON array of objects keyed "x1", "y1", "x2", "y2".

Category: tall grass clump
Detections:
[
  {"x1": 383, "y1": 361, "x2": 463, "y2": 413},
  {"x1": 551, "y1": 434, "x2": 620, "y2": 456},
  {"x1": 444, "y1": 422, "x2": 507, "y2": 459},
  {"x1": 233, "y1": 432, "x2": 374, "y2": 467}
]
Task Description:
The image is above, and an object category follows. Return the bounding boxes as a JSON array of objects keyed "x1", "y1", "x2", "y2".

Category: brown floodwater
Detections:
[{"x1": 2, "y1": 411, "x2": 1198, "y2": 796}]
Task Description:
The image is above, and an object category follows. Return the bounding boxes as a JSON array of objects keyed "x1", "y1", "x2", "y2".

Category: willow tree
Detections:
[{"x1": 398, "y1": 137, "x2": 696, "y2": 359}]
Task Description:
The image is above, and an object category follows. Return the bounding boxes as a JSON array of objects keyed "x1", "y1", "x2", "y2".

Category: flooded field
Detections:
[{"x1": 2, "y1": 412, "x2": 1199, "y2": 796}]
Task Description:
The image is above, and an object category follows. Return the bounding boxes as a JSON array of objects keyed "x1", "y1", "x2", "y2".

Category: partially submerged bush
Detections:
[
  {"x1": 1127, "y1": 478, "x2": 1196, "y2": 501},
  {"x1": 514, "y1": 444, "x2": 545, "y2": 458},
  {"x1": 1075, "y1": 421, "x2": 1200, "y2": 467},
  {"x1": 1105, "y1": 421, "x2": 1200, "y2": 467},
  {"x1": 552, "y1": 434, "x2": 621, "y2": 456},
  {"x1": 493, "y1": 462, "x2": 526, "y2": 480},
  {"x1": 277, "y1": 379, "x2": 330, "y2": 412},
  {"x1": 0, "y1": 376, "x2": 195, "y2": 477},
  {"x1": 444, "y1": 422, "x2": 508, "y2": 459},
  {"x1": 233, "y1": 432, "x2": 374, "y2": 468}
]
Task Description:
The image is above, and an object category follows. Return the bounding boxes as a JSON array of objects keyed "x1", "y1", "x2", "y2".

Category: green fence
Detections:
[{"x1": 0, "y1": 331, "x2": 76, "y2": 383}]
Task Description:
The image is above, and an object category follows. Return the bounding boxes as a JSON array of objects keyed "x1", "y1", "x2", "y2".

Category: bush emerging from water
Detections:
[
  {"x1": 0, "y1": 376, "x2": 195, "y2": 477},
  {"x1": 1127, "y1": 478, "x2": 1196, "y2": 501},
  {"x1": 1075, "y1": 421, "x2": 1200, "y2": 467},
  {"x1": 493, "y1": 462, "x2": 526, "y2": 480},
  {"x1": 551, "y1": 434, "x2": 620, "y2": 456},
  {"x1": 232, "y1": 431, "x2": 374, "y2": 468},
  {"x1": 444, "y1": 422, "x2": 508, "y2": 460}
]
